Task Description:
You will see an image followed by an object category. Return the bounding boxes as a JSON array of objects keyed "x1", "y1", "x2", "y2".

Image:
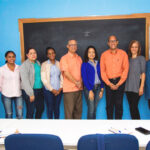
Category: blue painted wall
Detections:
[{"x1": 0, "y1": 0, "x2": 150, "y2": 119}]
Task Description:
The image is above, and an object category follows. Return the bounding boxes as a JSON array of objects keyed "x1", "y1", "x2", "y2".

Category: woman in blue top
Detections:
[{"x1": 81, "y1": 46, "x2": 104, "y2": 119}]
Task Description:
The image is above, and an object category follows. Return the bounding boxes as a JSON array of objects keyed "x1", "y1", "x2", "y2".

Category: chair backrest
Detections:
[
  {"x1": 77, "y1": 134, "x2": 105, "y2": 150},
  {"x1": 146, "y1": 141, "x2": 150, "y2": 150},
  {"x1": 5, "y1": 134, "x2": 64, "y2": 150},
  {"x1": 77, "y1": 134, "x2": 139, "y2": 150},
  {"x1": 104, "y1": 134, "x2": 139, "y2": 150}
]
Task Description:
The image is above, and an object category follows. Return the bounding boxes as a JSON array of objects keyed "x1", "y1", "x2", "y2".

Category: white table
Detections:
[{"x1": 0, "y1": 119, "x2": 150, "y2": 150}]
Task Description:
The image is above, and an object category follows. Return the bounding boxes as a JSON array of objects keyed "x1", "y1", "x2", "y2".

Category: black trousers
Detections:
[
  {"x1": 22, "y1": 89, "x2": 44, "y2": 119},
  {"x1": 126, "y1": 92, "x2": 140, "y2": 119},
  {"x1": 105, "y1": 77, "x2": 125, "y2": 119}
]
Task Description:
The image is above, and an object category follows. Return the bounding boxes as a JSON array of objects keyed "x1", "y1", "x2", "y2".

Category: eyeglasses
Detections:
[
  {"x1": 108, "y1": 40, "x2": 118, "y2": 43},
  {"x1": 68, "y1": 44, "x2": 77, "y2": 47}
]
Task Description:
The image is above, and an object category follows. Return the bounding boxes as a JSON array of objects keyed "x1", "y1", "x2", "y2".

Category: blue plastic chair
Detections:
[
  {"x1": 77, "y1": 134, "x2": 139, "y2": 150},
  {"x1": 146, "y1": 141, "x2": 150, "y2": 150},
  {"x1": 5, "y1": 134, "x2": 64, "y2": 150}
]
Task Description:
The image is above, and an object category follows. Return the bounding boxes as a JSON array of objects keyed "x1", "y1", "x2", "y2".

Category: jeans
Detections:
[
  {"x1": 22, "y1": 89, "x2": 44, "y2": 119},
  {"x1": 105, "y1": 77, "x2": 125, "y2": 119},
  {"x1": 44, "y1": 88, "x2": 62, "y2": 119},
  {"x1": 84, "y1": 85, "x2": 101, "y2": 119},
  {"x1": 126, "y1": 92, "x2": 141, "y2": 119},
  {"x1": 1, "y1": 94, "x2": 23, "y2": 119}
]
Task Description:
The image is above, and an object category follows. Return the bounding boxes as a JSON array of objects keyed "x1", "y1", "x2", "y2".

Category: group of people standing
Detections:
[{"x1": 0, "y1": 35, "x2": 149, "y2": 120}]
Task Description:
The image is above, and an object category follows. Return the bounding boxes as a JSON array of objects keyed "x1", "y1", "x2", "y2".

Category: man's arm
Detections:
[
  {"x1": 63, "y1": 71, "x2": 82, "y2": 88},
  {"x1": 60, "y1": 56, "x2": 82, "y2": 89},
  {"x1": 100, "y1": 54, "x2": 118, "y2": 90},
  {"x1": 100, "y1": 54, "x2": 110, "y2": 85},
  {"x1": 116, "y1": 52, "x2": 129, "y2": 87}
]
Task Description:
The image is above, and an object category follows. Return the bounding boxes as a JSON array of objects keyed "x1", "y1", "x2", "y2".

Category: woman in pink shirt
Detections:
[{"x1": 0, "y1": 51, "x2": 23, "y2": 119}]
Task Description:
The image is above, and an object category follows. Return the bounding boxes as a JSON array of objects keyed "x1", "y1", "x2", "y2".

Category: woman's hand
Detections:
[
  {"x1": 99, "y1": 88, "x2": 104, "y2": 99},
  {"x1": 52, "y1": 88, "x2": 62, "y2": 96},
  {"x1": 89, "y1": 90, "x2": 94, "y2": 101},
  {"x1": 99, "y1": 92, "x2": 103, "y2": 99},
  {"x1": 139, "y1": 87, "x2": 144, "y2": 96},
  {"x1": 30, "y1": 95, "x2": 35, "y2": 102},
  {"x1": 57, "y1": 88, "x2": 62, "y2": 95},
  {"x1": 52, "y1": 89, "x2": 58, "y2": 95}
]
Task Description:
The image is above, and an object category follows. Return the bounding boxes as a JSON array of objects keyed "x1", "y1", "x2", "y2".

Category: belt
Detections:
[
  {"x1": 110, "y1": 77, "x2": 120, "y2": 81},
  {"x1": 111, "y1": 78, "x2": 117, "y2": 80}
]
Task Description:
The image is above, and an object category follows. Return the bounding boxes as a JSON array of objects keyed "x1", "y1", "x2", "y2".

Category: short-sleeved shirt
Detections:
[
  {"x1": 60, "y1": 51, "x2": 82, "y2": 92},
  {"x1": 100, "y1": 49, "x2": 129, "y2": 86},
  {"x1": 125, "y1": 56, "x2": 146, "y2": 93}
]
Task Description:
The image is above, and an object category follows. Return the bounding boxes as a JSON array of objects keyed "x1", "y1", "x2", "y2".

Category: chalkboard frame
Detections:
[{"x1": 18, "y1": 13, "x2": 150, "y2": 61}]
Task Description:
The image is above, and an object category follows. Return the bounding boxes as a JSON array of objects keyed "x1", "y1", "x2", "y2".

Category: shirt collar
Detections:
[
  {"x1": 109, "y1": 49, "x2": 118, "y2": 55},
  {"x1": 27, "y1": 59, "x2": 38, "y2": 64},
  {"x1": 67, "y1": 51, "x2": 77, "y2": 58},
  {"x1": 48, "y1": 59, "x2": 56, "y2": 65},
  {"x1": 5, "y1": 63, "x2": 18, "y2": 71},
  {"x1": 88, "y1": 60, "x2": 98, "y2": 64}
]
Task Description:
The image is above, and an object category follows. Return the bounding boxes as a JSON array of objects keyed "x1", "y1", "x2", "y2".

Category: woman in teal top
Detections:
[
  {"x1": 33, "y1": 62, "x2": 43, "y2": 89},
  {"x1": 20, "y1": 48, "x2": 44, "y2": 119}
]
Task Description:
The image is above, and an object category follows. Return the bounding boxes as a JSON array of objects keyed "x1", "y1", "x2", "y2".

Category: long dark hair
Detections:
[
  {"x1": 128, "y1": 40, "x2": 141, "y2": 58},
  {"x1": 5, "y1": 51, "x2": 16, "y2": 63},
  {"x1": 84, "y1": 46, "x2": 98, "y2": 62}
]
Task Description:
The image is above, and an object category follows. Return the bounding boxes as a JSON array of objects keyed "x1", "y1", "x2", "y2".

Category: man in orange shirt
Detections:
[
  {"x1": 100, "y1": 35, "x2": 129, "y2": 119},
  {"x1": 60, "y1": 39, "x2": 83, "y2": 119}
]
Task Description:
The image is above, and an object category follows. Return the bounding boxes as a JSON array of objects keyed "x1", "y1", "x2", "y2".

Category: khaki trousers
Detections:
[{"x1": 63, "y1": 91, "x2": 82, "y2": 119}]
